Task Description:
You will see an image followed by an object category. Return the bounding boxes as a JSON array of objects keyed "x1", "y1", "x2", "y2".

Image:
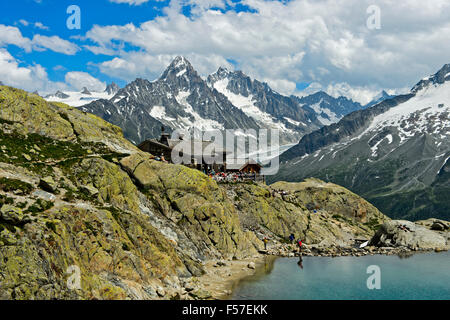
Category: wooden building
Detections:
[
  {"x1": 138, "y1": 128, "x2": 230, "y2": 172},
  {"x1": 226, "y1": 159, "x2": 262, "y2": 174}
]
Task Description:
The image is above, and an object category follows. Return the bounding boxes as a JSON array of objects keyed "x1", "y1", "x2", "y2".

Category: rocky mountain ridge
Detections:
[
  {"x1": 275, "y1": 64, "x2": 450, "y2": 221},
  {"x1": 72, "y1": 56, "x2": 368, "y2": 145},
  {"x1": 45, "y1": 84, "x2": 119, "y2": 108}
]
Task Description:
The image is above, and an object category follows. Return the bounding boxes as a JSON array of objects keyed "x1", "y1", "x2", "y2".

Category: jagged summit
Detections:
[
  {"x1": 211, "y1": 66, "x2": 230, "y2": 79},
  {"x1": 412, "y1": 63, "x2": 450, "y2": 93},
  {"x1": 81, "y1": 87, "x2": 91, "y2": 95},
  {"x1": 157, "y1": 56, "x2": 204, "y2": 92},
  {"x1": 105, "y1": 82, "x2": 120, "y2": 95},
  {"x1": 160, "y1": 56, "x2": 195, "y2": 78},
  {"x1": 171, "y1": 55, "x2": 190, "y2": 67},
  {"x1": 47, "y1": 90, "x2": 70, "y2": 99},
  {"x1": 364, "y1": 90, "x2": 395, "y2": 108},
  {"x1": 216, "y1": 66, "x2": 229, "y2": 74}
]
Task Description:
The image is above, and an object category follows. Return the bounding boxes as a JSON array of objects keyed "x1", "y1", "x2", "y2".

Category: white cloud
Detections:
[
  {"x1": 0, "y1": 24, "x2": 78, "y2": 55},
  {"x1": 32, "y1": 35, "x2": 79, "y2": 55},
  {"x1": 17, "y1": 20, "x2": 49, "y2": 30},
  {"x1": 0, "y1": 48, "x2": 103, "y2": 95},
  {"x1": 18, "y1": 19, "x2": 29, "y2": 27},
  {"x1": 0, "y1": 25, "x2": 32, "y2": 52},
  {"x1": 0, "y1": 48, "x2": 66, "y2": 93},
  {"x1": 98, "y1": 52, "x2": 232, "y2": 82},
  {"x1": 109, "y1": 0, "x2": 151, "y2": 5},
  {"x1": 65, "y1": 71, "x2": 107, "y2": 92},
  {"x1": 34, "y1": 22, "x2": 50, "y2": 30},
  {"x1": 325, "y1": 83, "x2": 380, "y2": 105},
  {"x1": 81, "y1": 0, "x2": 450, "y2": 98}
]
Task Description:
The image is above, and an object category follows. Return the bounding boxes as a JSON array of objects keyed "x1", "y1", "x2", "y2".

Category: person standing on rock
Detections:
[
  {"x1": 263, "y1": 237, "x2": 269, "y2": 250},
  {"x1": 297, "y1": 239, "x2": 303, "y2": 254},
  {"x1": 289, "y1": 233, "x2": 295, "y2": 244}
]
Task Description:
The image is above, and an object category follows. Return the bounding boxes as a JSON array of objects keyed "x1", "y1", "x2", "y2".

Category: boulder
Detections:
[
  {"x1": 0, "y1": 205, "x2": 24, "y2": 224},
  {"x1": 431, "y1": 221, "x2": 448, "y2": 231},
  {"x1": 415, "y1": 218, "x2": 450, "y2": 231},
  {"x1": 189, "y1": 289, "x2": 212, "y2": 300},
  {"x1": 32, "y1": 190, "x2": 56, "y2": 201},
  {"x1": 247, "y1": 262, "x2": 256, "y2": 269},
  {"x1": 80, "y1": 183, "x2": 99, "y2": 197},
  {"x1": 39, "y1": 176, "x2": 58, "y2": 193},
  {"x1": 156, "y1": 287, "x2": 166, "y2": 297},
  {"x1": 369, "y1": 220, "x2": 447, "y2": 250}
]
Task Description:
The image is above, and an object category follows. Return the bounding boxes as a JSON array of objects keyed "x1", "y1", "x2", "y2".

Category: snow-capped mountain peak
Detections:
[
  {"x1": 81, "y1": 87, "x2": 91, "y2": 95},
  {"x1": 364, "y1": 90, "x2": 396, "y2": 108},
  {"x1": 105, "y1": 82, "x2": 120, "y2": 95},
  {"x1": 412, "y1": 63, "x2": 450, "y2": 93},
  {"x1": 362, "y1": 80, "x2": 450, "y2": 142},
  {"x1": 161, "y1": 56, "x2": 196, "y2": 80},
  {"x1": 275, "y1": 63, "x2": 450, "y2": 221},
  {"x1": 44, "y1": 84, "x2": 118, "y2": 107}
]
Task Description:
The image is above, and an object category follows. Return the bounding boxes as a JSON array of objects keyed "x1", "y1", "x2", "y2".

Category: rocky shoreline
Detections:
[
  {"x1": 265, "y1": 243, "x2": 449, "y2": 259},
  {"x1": 187, "y1": 218, "x2": 450, "y2": 300}
]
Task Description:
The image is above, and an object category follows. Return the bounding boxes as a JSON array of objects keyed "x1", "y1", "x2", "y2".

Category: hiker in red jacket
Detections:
[{"x1": 297, "y1": 239, "x2": 303, "y2": 253}]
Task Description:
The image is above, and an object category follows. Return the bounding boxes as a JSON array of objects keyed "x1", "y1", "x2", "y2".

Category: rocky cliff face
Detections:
[{"x1": 0, "y1": 85, "x2": 414, "y2": 300}]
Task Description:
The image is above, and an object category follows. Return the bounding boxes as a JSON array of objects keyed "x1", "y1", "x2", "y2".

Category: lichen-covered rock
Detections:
[
  {"x1": 39, "y1": 176, "x2": 58, "y2": 193},
  {"x1": 120, "y1": 152, "x2": 218, "y2": 196},
  {"x1": 271, "y1": 179, "x2": 387, "y2": 224},
  {"x1": 226, "y1": 180, "x2": 387, "y2": 246},
  {"x1": 369, "y1": 220, "x2": 447, "y2": 250},
  {"x1": 120, "y1": 153, "x2": 260, "y2": 260},
  {"x1": 0, "y1": 86, "x2": 135, "y2": 153},
  {"x1": 0, "y1": 204, "x2": 24, "y2": 224},
  {"x1": 0, "y1": 204, "x2": 190, "y2": 299}
]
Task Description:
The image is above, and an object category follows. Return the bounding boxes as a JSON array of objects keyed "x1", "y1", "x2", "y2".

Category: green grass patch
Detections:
[
  {"x1": 24, "y1": 199, "x2": 54, "y2": 214},
  {"x1": 0, "y1": 177, "x2": 34, "y2": 194}
]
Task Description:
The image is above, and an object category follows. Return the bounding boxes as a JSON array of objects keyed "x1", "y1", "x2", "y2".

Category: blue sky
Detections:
[
  {"x1": 1, "y1": 0, "x2": 450, "y2": 103},
  {"x1": 1, "y1": 0, "x2": 173, "y2": 87}
]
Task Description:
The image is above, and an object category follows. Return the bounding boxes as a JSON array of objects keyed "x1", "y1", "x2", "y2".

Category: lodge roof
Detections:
[
  {"x1": 226, "y1": 159, "x2": 262, "y2": 171},
  {"x1": 139, "y1": 138, "x2": 231, "y2": 158}
]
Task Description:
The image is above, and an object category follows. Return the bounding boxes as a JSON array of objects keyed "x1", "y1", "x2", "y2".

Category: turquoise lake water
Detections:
[{"x1": 231, "y1": 252, "x2": 450, "y2": 300}]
